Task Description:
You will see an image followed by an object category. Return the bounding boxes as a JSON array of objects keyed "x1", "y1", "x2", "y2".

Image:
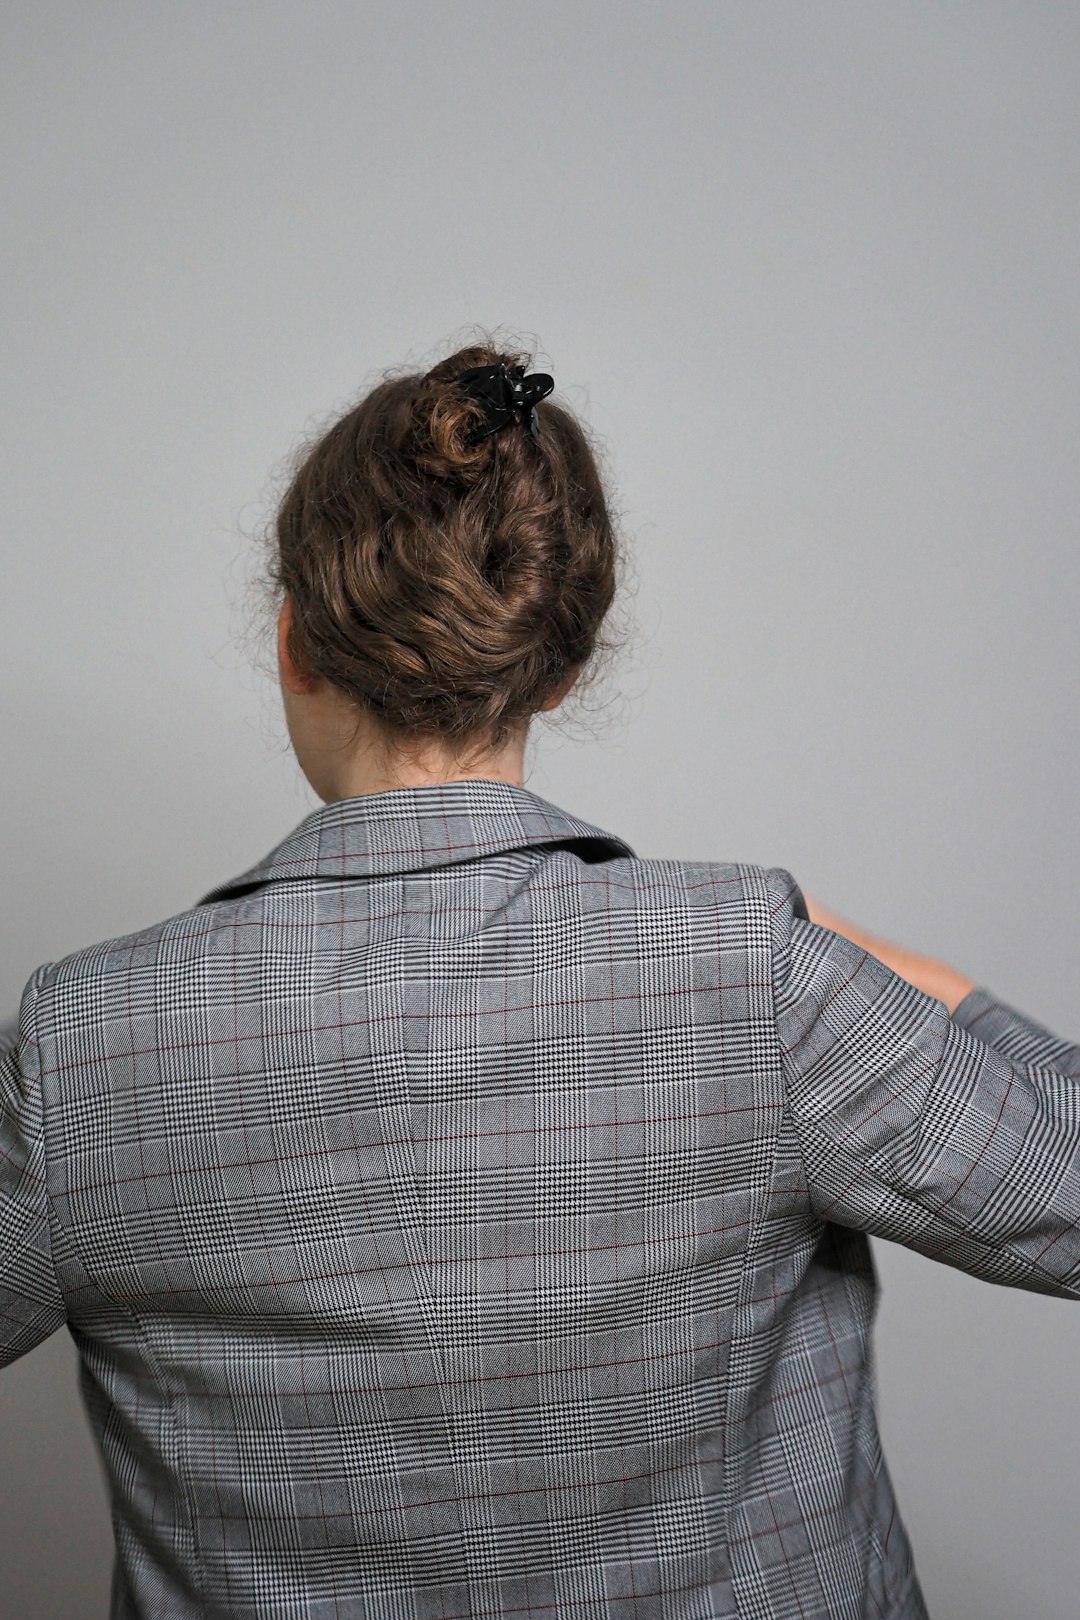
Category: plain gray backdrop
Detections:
[{"x1": 4, "y1": 3, "x2": 1079, "y2": 1616}]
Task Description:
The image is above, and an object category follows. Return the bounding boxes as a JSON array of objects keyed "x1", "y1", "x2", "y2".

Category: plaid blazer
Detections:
[{"x1": 3, "y1": 779, "x2": 1079, "y2": 1620}]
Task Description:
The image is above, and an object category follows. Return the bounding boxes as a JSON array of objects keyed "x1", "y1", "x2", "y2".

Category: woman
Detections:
[{"x1": 2, "y1": 339, "x2": 1077, "y2": 1620}]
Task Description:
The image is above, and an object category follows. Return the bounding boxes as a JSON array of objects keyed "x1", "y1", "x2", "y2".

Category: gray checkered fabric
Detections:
[{"x1": 3, "y1": 778, "x2": 1078, "y2": 1620}]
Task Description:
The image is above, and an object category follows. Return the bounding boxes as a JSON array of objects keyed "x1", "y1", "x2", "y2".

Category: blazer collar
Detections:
[{"x1": 196, "y1": 778, "x2": 636, "y2": 904}]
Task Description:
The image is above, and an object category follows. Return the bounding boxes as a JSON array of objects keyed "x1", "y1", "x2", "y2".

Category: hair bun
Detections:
[{"x1": 410, "y1": 345, "x2": 531, "y2": 482}]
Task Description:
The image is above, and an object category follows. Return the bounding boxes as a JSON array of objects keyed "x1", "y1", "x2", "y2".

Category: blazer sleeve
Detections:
[
  {"x1": 0, "y1": 964, "x2": 67, "y2": 1366},
  {"x1": 766, "y1": 867, "x2": 1080, "y2": 1300}
]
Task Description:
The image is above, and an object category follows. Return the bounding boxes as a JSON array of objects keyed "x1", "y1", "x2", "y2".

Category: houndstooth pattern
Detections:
[{"x1": 2, "y1": 778, "x2": 1078, "y2": 1619}]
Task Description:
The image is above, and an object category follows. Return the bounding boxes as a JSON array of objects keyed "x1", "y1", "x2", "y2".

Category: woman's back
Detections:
[
  {"x1": 4, "y1": 340, "x2": 1079, "y2": 1618},
  {"x1": 8, "y1": 776, "x2": 1079, "y2": 1619}
]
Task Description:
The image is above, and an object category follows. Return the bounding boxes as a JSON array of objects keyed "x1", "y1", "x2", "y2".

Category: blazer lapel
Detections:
[{"x1": 195, "y1": 778, "x2": 635, "y2": 904}]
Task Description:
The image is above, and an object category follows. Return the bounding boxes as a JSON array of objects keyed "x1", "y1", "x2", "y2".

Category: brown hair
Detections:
[{"x1": 266, "y1": 334, "x2": 624, "y2": 755}]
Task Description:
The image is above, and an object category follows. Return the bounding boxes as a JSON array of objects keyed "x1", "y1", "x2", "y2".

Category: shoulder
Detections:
[
  {"x1": 542, "y1": 847, "x2": 806, "y2": 934},
  {"x1": 586, "y1": 851, "x2": 804, "y2": 907},
  {"x1": 21, "y1": 891, "x2": 237, "y2": 1035}
]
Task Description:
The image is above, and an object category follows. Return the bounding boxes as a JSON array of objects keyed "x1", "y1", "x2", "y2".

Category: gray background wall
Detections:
[{"x1": 3, "y1": 3, "x2": 1079, "y2": 1615}]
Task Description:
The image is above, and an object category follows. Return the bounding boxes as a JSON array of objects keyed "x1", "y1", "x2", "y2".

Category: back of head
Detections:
[{"x1": 270, "y1": 335, "x2": 623, "y2": 755}]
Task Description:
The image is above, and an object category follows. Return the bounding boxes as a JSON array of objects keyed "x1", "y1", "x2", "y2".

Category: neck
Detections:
[
  {"x1": 287, "y1": 687, "x2": 530, "y2": 803},
  {"x1": 323, "y1": 744, "x2": 528, "y2": 802}
]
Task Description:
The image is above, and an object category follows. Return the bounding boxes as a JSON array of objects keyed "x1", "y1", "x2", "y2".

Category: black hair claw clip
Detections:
[{"x1": 456, "y1": 362, "x2": 555, "y2": 445}]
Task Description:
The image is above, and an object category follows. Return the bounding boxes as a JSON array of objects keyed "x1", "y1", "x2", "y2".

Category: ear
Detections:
[
  {"x1": 537, "y1": 667, "x2": 581, "y2": 713},
  {"x1": 277, "y1": 596, "x2": 318, "y2": 695}
]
